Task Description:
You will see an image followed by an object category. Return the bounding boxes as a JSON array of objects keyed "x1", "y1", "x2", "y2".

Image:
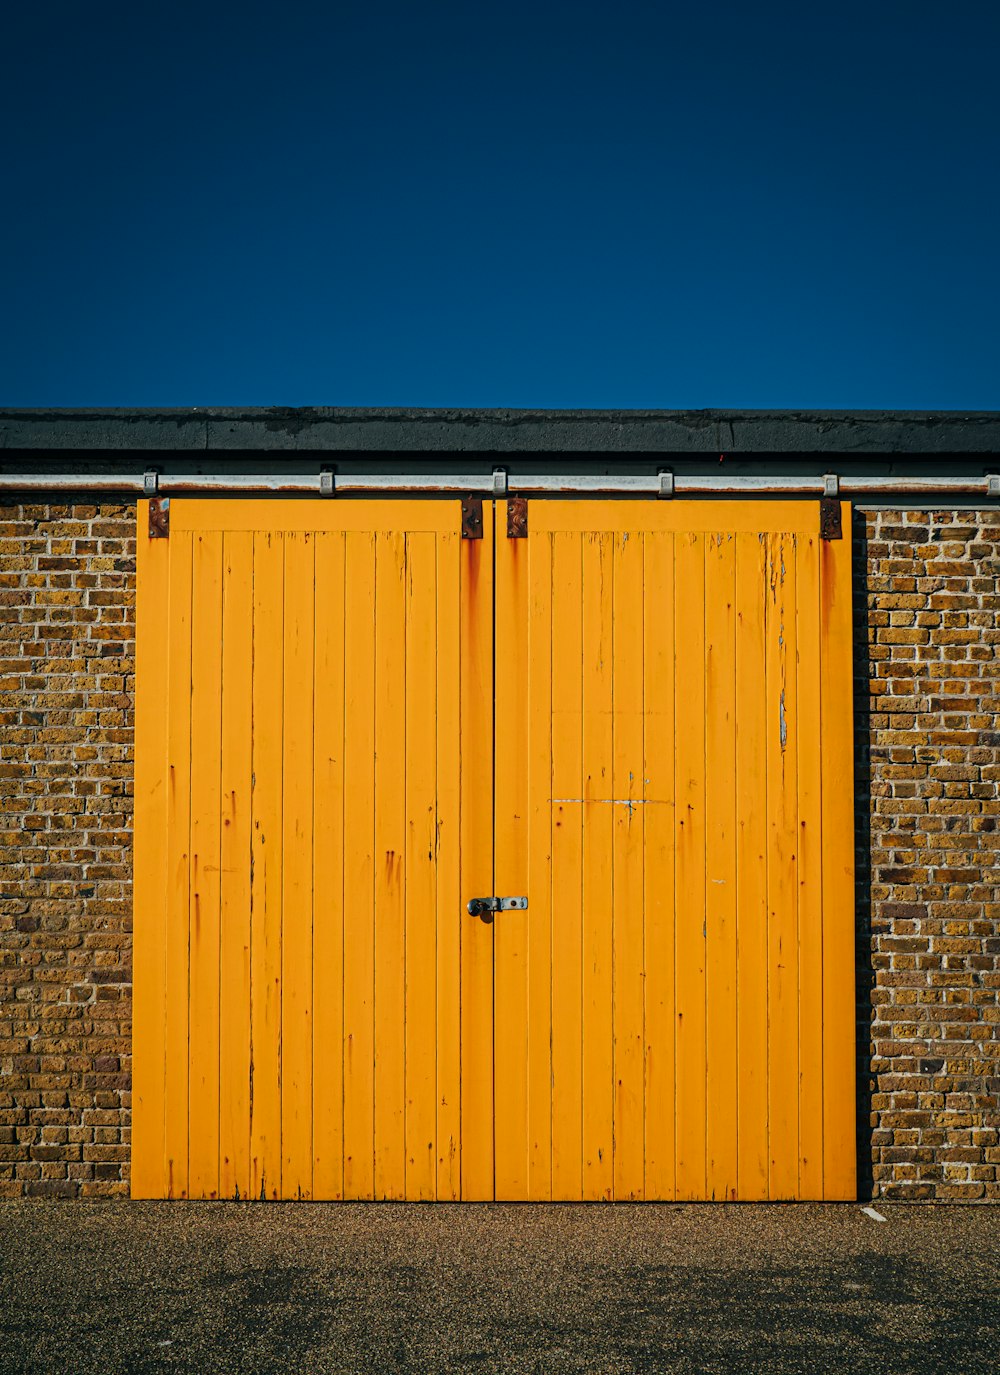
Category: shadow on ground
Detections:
[{"x1": 0, "y1": 1202, "x2": 996, "y2": 1374}]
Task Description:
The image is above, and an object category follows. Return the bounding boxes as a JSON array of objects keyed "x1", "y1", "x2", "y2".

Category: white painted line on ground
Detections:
[{"x1": 861, "y1": 1206, "x2": 887, "y2": 1222}]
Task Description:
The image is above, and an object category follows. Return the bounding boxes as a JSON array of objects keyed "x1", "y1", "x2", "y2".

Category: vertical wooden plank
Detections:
[
  {"x1": 612, "y1": 528, "x2": 645, "y2": 1200},
  {"x1": 163, "y1": 532, "x2": 193, "y2": 1199},
  {"x1": 705, "y1": 533, "x2": 738, "y2": 1201},
  {"x1": 581, "y1": 531, "x2": 614, "y2": 1201},
  {"x1": 219, "y1": 531, "x2": 253, "y2": 1202},
  {"x1": 313, "y1": 531, "x2": 346, "y2": 1200},
  {"x1": 735, "y1": 533, "x2": 769, "y2": 1200},
  {"x1": 550, "y1": 531, "x2": 584, "y2": 1200},
  {"x1": 405, "y1": 532, "x2": 438, "y2": 1199},
  {"x1": 188, "y1": 532, "x2": 224, "y2": 1199},
  {"x1": 343, "y1": 531, "x2": 376, "y2": 1200},
  {"x1": 436, "y1": 532, "x2": 462, "y2": 1200},
  {"x1": 766, "y1": 532, "x2": 799, "y2": 1199},
  {"x1": 797, "y1": 531, "x2": 825, "y2": 1199},
  {"x1": 674, "y1": 532, "x2": 707, "y2": 1200},
  {"x1": 373, "y1": 531, "x2": 407, "y2": 1199},
  {"x1": 820, "y1": 504, "x2": 857, "y2": 1200},
  {"x1": 642, "y1": 531, "x2": 675, "y2": 1201},
  {"x1": 494, "y1": 505, "x2": 530, "y2": 1199},
  {"x1": 131, "y1": 508, "x2": 170, "y2": 1198},
  {"x1": 281, "y1": 532, "x2": 315, "y2": 1198},
  {"x1": 460, "y1": 510, "x2": 494, "y2": 1201},
  {"x1": 250, "y1": 531, "x2": 284, "y2": 1201},
  {"x1": 526, "y1": 528, "x2": 553, "y2": 1201}
]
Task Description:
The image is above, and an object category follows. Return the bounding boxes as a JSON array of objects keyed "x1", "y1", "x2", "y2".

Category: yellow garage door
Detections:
[
  {"x1": 492, "y1": 501, "x2": 855, "y2": 1202},
  {"x1": 132, "y1": 497, "x2": 855, "y2": 1201},
  {"x1": 132, "y1": 500, "x2": 496, "y2": 1201}
]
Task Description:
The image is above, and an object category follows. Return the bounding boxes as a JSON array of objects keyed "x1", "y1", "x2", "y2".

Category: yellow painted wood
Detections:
[
  {"x1": 820, "y1": 507, "x2": 857, "y2": 1200},
  {"x1": 530, "y1": 501, "x2": 828, "y2": 536},
  {"x1": 219, "y1": 531, "x2": 253, "y2": 1202},
  {"x1": 163, "y1": 532, "x2": 194, "y2": 1199},
  {"x1": 612, "y1": 529, "x2": 645, "y2": 1201},
  {"x1": 494, "y1": 505, "x2": 531, "y2": 1199},
  {"x1": 405, "y1": 532, "x2": 438, "y2": 1200},
  {"x1": 582, "y1": 532, "x2": 614, "y2": 1202},
  {"x1": 250, "y1": 531, "x2": 284, "y2": 1200},
  {"x1": 312, "y1": 531, "x2": 346, "y2": 1201},
  {"x1": 705, "y1": 533, "x2": 738, "y2": 1202},
  {"x1": 550, "y1": 532, "x2": 584, "y2": 1201},
  {"x1": 134, "y1": 496, "x2": 855, "y2": 1205},
  {"x1": 435, "y1": 532, "x2": 462, "y2": 1200},
  {"x1": 374, "y1": 531, "x2": 407, "y2": 1199},
  {"x1": 526, "y1": 530, "x2": 553, "y2": 1201},
  {"x1": 734, "y1": 533, "x2": 770, "y2": 1201},
  {"x1": 188, "y1": 533, "x2": 224, "y2": 1199},
  {"x1": 175, "y1": 500, "x2": 464, "y2": 534},
  {"x1": 135, "y1": 499, "x2": 493, "y2": 1202},
  {"x1": 766, "y1": 533, "x2": 799, "y2": 1199},
  {"x1": 491, "y1": 501, "x2": 855, "y2": 1203},
  {"x1": 342, "y1": 531, "x2": 377, "y2": 1200},
  {"x1": 641, "y1": 531, "x2": 675, "y2": 1202},
  {"x1": 281, "y1": 533, "x2": 316, "y2": 1198},
  {"x1": 796, "y1": 531, "x2": 825, "y2": 1200},
  {"x1": 460, "y1": 516, "x2": 495, "y2": 1201},
  {"x1": 673, "y1": 532, "x2": 707, "y2": 1200},
  {"x1": 131, "y1": 514, "x2": 169, "y2": 1199}
]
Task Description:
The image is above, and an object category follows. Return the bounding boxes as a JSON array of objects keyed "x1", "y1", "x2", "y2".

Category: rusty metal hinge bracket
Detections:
[
  {"x1": 507, "y1": 495, "x2": 527, "y2": 538},
  {"x1": 461, "y1": 495, "x2": 483, "y2": 539},
  {"x1": 148, "y1": 496, "x2": 170, "y2": 539},
  {"x1": 820, "y1": 474, "x2": 842, "y2": 540},
  {"x1": 820, "y1": 498, "x2": 842, "y2": 540}
]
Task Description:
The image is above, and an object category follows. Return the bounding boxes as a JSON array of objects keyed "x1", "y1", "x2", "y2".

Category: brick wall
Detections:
[
  {"x1": 0, "y1": 500, "x2": 997, "y2": 1199},
  {"x1": 0, "y1": 503, "x2": 134, "y2": 1197},
  {"x1": 859, "y1": 509, "x2": 999, "y2": 1200}
]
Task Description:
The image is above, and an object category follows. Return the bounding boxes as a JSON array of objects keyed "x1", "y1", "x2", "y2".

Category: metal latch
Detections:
[{"x1": 467, "y1": 896, "x2": 528, "y2": 923}]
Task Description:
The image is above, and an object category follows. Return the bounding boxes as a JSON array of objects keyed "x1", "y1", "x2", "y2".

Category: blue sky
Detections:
[{"x1": 3, "y1": 2, "x2": 998, "y2": 408}]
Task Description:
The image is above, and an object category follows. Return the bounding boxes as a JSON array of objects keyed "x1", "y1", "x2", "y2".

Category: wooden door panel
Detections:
[
  {"x1": 493, "y1": 500, "x2": 856, "y2": 1201},
  {"x1": 133, "y1": 500, "x2": 493, "y2": 1200}
]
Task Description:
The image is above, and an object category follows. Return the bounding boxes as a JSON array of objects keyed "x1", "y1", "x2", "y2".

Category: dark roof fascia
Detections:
[{"x1": 2, "y1": 408, "x2": 1000, "y2": 456}]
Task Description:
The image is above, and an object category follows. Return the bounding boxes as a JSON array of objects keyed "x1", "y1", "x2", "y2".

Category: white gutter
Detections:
[{"x1": 0, "y1": 469, "x2": 997, "y2": 497}]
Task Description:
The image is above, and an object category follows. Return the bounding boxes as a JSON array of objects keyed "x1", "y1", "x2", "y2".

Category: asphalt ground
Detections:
[{"x1": 0, "y1": 1202, "x2": 996, "y2": 1374}]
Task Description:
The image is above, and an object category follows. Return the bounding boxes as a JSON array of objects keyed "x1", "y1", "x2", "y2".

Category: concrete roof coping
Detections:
[{"x1": 2, "y1": 408, "x2": 1000, "y2": 454}]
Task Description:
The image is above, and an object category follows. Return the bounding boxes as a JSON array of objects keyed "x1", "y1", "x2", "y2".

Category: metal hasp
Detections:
[
  {"x1": 467, "y1": 896, "x2": 529, "y2": 923},
  {"x1": 148, "y1": 496, "x2": 170, "y2": 539},
  {"x1": 461, "y1": 495, "x2": 483, "y2": 539},
  {"x1": 507, "y1": 495, "x2": 528, "y2": 538}
]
